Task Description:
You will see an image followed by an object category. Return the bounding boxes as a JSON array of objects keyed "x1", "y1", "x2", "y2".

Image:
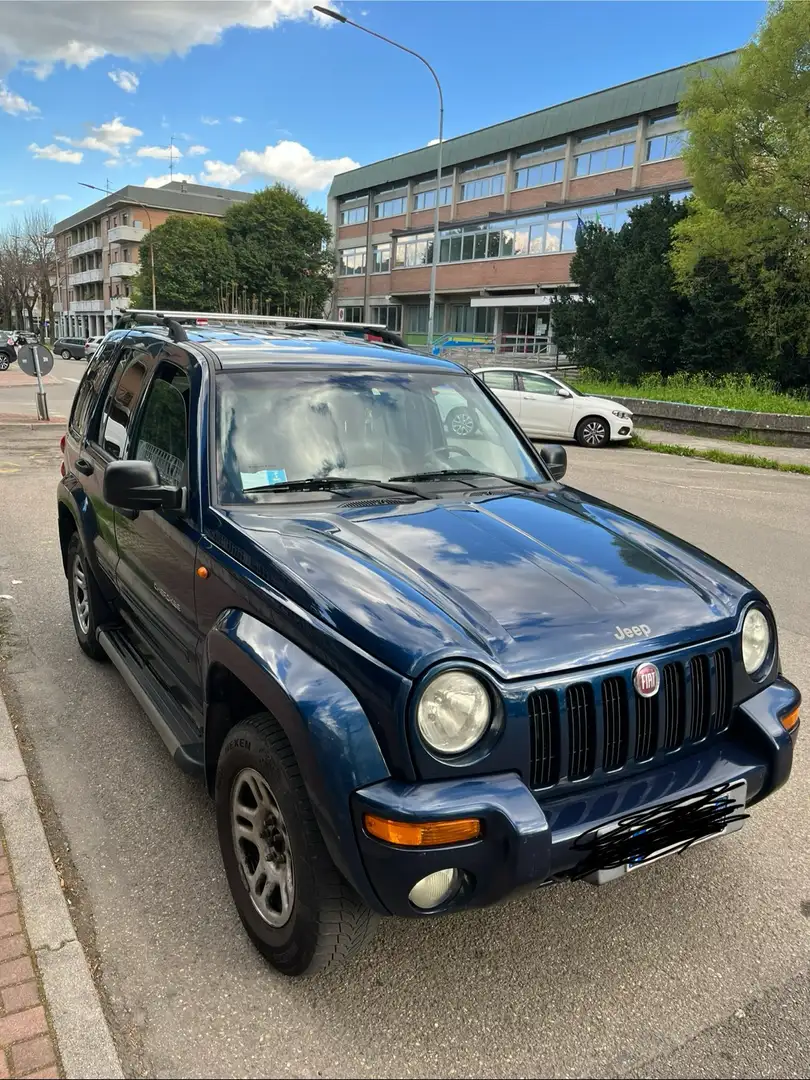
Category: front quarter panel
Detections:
[{"x1": 205, "y1": 610, "x2": 392, "y2": 908}]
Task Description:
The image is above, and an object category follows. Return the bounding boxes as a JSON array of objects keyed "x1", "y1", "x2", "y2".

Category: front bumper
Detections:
[
  {"x1": 352, "y1": 677, "x2": 799, "y2": 917},
  {"x1": 610, "y1": 417, "x2": 634, "y2": 441}
]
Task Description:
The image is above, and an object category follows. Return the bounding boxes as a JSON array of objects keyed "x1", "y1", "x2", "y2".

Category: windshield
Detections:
[{"x1": 215, "y1": 368, "x2": 546, "y2": 502}]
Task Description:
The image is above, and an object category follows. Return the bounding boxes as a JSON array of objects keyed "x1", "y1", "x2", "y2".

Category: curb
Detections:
[{"x1": 0, "y1": 690, "x2": 123, "y2": 1079}]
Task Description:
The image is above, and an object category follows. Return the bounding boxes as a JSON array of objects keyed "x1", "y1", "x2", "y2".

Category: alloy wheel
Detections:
[
  {"x1": 231, "y1": 768, "x2": 294, "y2": 928},
  {"x1": 72, "y1": 557, "x2": 91, "y2": 635},
  {"x1": 581, "y1": 420, "x2": 608, "y2": 446}
]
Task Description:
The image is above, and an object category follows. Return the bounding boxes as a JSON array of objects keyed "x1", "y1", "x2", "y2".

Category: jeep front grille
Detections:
[{"x1": 529, "y1": 647, "x2": 733, "y2": 789}]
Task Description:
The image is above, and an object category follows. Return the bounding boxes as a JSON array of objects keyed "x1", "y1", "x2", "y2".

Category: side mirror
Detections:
[
  {"x1": 540, "y1": 444, "x2": 567, "y2": 481},
  {"x1": 556, "y1": 387, "x2": 573, "y2": 399},
  {"x1": 103, "y1": 459, "x2": 183, "y2": 512}
]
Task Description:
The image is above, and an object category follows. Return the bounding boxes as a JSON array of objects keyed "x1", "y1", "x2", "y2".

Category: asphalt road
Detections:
[
  {"x1": 0, "y1": 429, "x2": 807, "y2": 1080},
  {"x1": 0, "y1": 351, "x2": 87, "y2": 418}
]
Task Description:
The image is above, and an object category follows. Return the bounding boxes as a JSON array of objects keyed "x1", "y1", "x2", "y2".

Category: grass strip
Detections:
[{"x1": 629, "y1": 434, "x2": 810, "y2": 476}]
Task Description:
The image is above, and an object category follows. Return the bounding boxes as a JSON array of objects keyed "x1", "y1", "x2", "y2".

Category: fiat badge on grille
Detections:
[{"x1": 634, "y1": 662, "x2": 660, "y2": 698}]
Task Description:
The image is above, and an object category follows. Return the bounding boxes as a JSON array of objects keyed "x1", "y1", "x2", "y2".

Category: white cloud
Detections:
[
  {"x1": 29, "y1": 141, "x2": 83, "y2": 164},
  {"x1": 200, "y1": 160, "x2": 243, "y2": 187},
  {"x1": 427, "y1": 138, "x2": 440, "y2": 146},
  {"x1": 59, "y1": 117, "x2": 143, "y2": 157},
  {"x1": 53, "y1": 193, "x2": 71, "y2": 201},
  {"x1": 108, "y1": 69, "x2": 139, "y2": 93},
  {"x1": 0, "y1": 2, "x2": 330, "y2": 76},
  {"x1": 230, "y1": 115, "x2": 246, "y2": 124},
  {"x1": 201, "y1": 116, "x2": 220, "y2": 126},
  {"x1": 0, "y1": 79, "x2": 38, "y2": 115},
  {"x1": 222, "y1": 140, "x2": 359, "y2": 193},
  {"x1": 136, "y1": 145, "x2": 183, "y2": 160},
  {"x1": 186, "y1": 144, "x2": 210, "y2": 157},
  {"x1": 3, "y1": 198, "x2": 26, "y2": 206},
  {"x1": 143, "y1": 172, "x2": 197, "y2": 189}
]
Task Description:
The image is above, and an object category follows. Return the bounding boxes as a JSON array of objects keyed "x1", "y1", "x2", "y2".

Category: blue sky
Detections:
[{"x1": 0, "y1": 1, "x2": 765, "y2": 228}]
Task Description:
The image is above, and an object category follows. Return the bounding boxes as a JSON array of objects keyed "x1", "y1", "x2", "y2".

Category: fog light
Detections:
[{"x1": 408, "y1": 868, "x2": 460, "y2": 910}]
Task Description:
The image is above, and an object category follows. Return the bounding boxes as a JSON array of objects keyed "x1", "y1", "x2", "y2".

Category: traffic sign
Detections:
[{"x1": 17, "y1": 344, "x2": 54, "y2": 378}]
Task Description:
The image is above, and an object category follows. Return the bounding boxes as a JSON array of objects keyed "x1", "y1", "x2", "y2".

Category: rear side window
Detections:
[
  {"x1": 68, "y1": 340, "x2": 120, "y2": 439},
  {"x1": 98, "y1": 349, "x2": 149, "y2": 459},
  {"x1": 132, "y1": 363, "x2": 190, "y2": 486},
  {"x1": 481, "y1": 370, "x2": 517, "y2": 390}
]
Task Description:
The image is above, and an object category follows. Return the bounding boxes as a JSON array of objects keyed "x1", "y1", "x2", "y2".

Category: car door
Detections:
[
  {"x1": 70, "y1": 336, "x2": 147, "y2": 600},
  {"x1": 113, "y1": 350, "x2": 202, "y2": 719},
  {"x1": 478, "y1": 369, "x2": 522, "y2": 424},
  {"x1": 517, "y1": 371, "x2": 575, "y2": 437}
]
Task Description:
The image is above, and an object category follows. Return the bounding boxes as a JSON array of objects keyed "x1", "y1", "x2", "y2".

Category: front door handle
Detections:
[{"x1": 75, "y1": 458, "x2": 94, "y2": 476}]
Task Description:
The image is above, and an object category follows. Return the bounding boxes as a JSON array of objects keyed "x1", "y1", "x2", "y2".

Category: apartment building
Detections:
[
  {"x1": 51, "y1": 181, "x2": 253, "y2": 339},
  {"x1": 327, "y1": 51, "x2": 736, "y2": 352}
]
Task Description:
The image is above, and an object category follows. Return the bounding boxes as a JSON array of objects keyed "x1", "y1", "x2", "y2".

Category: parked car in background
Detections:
[
  {"x1": 53, "y1": 337, "x2": 89, "y2": 361},
  {"x1": 469, "y1": 367, "x2": 634, "y2": 447},
  {"x1": 0, "y1": 333, "x2": 17, "y2": 371},
  {"x1": 85, "y1": 335, "x2": 106, "y2": 358}
]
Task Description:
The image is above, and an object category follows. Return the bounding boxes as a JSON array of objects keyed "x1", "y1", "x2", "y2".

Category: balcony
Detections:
[
  {"x1": 67, "y1": 235, "x2": 103, "y2": 258},
  {"x1": 69, "y1": 268, "x2": 104, "y2": 286},
  {"x1": 108, "y1": 225, "x2": 149, "y2": 244},
  {"x1": 70, "y1": 299, "x2": 105, "y2": 314},
  {"x1": 109, "y1": 296, "x2": 132, "y2": 312},
  {"x1": 109, "y1": 261, "x2": 139, "y2": 278}
]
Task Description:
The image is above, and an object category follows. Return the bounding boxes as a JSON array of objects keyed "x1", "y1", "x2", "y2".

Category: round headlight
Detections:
[
  {"x1": 416, "y1": 670, "x2": 492, "y2": 755},
  {"x1": 742, "y1": 608, "x2": 771, "y2": 675}
]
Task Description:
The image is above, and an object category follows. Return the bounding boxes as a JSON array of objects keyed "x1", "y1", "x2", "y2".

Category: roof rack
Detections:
[{"x1": 114, "y1": 309, "x2": 407, "y2": 349}]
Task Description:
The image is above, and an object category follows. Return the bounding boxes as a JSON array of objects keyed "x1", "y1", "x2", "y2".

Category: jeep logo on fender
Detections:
[
  {"x1": 614, "y1": 623, "x2": 651, "y2": 641},
  {"x1": 634, "y1": 662, "x2": 660, "y2": 698}
]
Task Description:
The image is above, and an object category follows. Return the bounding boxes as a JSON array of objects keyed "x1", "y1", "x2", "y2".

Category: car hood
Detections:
[
  {"x1": 579, "y1": 394, "x2": 631, "y2": 415},
  {"x1": 220, "y1": 487, "x2": 754, "y2": 681}
]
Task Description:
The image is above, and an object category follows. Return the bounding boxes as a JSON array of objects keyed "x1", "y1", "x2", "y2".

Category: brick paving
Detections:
[{"x1": 0, "y1": 846, "x2": 61, "y2": 1080}]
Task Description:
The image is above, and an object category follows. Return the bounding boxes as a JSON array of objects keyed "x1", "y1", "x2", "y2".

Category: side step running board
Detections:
[{"x1": 98, "y1": 629, "x2": 204, "y2": 778}]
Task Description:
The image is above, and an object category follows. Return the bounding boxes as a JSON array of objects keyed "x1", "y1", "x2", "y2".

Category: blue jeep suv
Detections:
[{"x1": 57, "y1": 312, "x2": 800, "y2": 976}]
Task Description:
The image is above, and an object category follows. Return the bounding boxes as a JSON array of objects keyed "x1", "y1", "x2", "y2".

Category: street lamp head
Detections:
[{"x1": 313, "y1": 6, "x2": 346, "y2": 22}]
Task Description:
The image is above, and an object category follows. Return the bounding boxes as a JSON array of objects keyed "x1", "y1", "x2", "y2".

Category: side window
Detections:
[
  {"x1": 482, "y1": 370, "x2": 516, "y2": 391},
  {"x1": 98, "y1": 350, "x2": 149, "y2": 459},
  {"x1": 68, "y1": 340, "x2": 119, "y2": 439},
  {"x1": 521, "y1": 374, "x2": 559, "y2": 396},
  {"x1": 131, "y1": 364, "x2": 189, "y2": 487}
]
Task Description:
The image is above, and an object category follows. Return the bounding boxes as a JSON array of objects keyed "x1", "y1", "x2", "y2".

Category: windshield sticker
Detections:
[{"x1": 241, "y1": 468, "x2": 288, "y2": 490}]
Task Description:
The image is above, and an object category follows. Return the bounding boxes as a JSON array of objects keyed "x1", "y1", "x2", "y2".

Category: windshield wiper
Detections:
[
  {"x1": 246, "y1": 476, "x2": 429, "y2": 499},
  {"x1": 388, "y1": 468, "x2": 544, "y2": 492}
]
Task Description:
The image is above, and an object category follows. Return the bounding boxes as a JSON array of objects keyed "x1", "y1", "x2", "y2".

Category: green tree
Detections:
[
  {"x1": 131, "y1": 215, "x2": 236, "y2": 310},
  {"x1": 672, "y1": 0, "x2": 810, "y2": 387},
  {"x1": 680, "y1": 258, "x2": 753, "y2": 375},
  {"x1": 223, "y1": 184, "x2": 334, "y2": 317}
]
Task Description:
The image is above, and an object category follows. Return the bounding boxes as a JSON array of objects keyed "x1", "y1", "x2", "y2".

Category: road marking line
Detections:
[{"x1": 63, "y1": 377, "x2": 81, "y2": 383}]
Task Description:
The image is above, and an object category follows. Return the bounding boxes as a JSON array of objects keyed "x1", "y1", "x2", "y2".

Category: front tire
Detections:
[
  {"x1": 575, "y1": 416, "x2": 610, "y2": 448},
  {"x1": 61, "y1": 349, "x2": 72, "y2": 359},
  {"x1": 66, "y1": 534, "x2": 108, "y2": 661},
  {"x1": 215, "y1": 713, "x2": 378, "y2": 977},
  {"x1": 0, "y1": 355, "x2": 9, "y2": 371}
]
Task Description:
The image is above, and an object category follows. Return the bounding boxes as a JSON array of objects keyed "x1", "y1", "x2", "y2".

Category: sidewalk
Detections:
[
  {"x1": 636, "y1": 426, "x2": 810, "y2": 467},
  {"x1": 0, "y1": 693, "x2": 122, "y2": 1079}
]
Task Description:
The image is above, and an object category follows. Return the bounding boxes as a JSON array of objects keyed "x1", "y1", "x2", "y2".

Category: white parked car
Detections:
[
  {"x1": 470, "y1": 367, "x2": 633, "y2": 448},
  {"x1": 84, "y1": 335, "x2": 106, "y2": 359}
]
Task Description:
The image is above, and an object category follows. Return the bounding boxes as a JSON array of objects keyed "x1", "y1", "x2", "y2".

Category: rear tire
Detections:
[
  {"x1": 215, "y1": 713, "x2": 378, "y2": 977},
  {"x1": 61, "y1": 349, "x2": 71, "y2": 359},
  {"x1": 66, "y1": 534, "x2": 109, "y2": 662},
  {"x1": 575, "y1": 416, "x2": 610, "y2": 448},
  {"x1": 0, "y1": 356, "x2": 9, "y2": 371}
]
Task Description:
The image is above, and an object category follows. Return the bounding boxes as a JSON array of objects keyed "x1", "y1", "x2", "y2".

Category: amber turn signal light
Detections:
[
  {"x1": 196, "y1": 566, "x2": 209, "y2": 579},
  {"x1": 779, "y1": 705, "x2": 800, "y2": 732},
  {"x1": 363, "y1": 814, "x2": 481, "y2": 847}
]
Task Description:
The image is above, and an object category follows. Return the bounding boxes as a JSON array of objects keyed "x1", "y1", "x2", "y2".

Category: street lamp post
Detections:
[
  {"x1": 78, "y1": 182, "x2": 157, "y2": 315},
  {"x1": 313, "y1": 7, "x2": 444, "y2": 348}
]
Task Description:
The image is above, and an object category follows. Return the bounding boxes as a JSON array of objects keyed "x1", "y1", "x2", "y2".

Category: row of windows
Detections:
[
  {"x1": 514, "y1": 159, "x2": 564, "y2": 190},
  {"x1": 412, "y1": 185, "x2": 452, "y2": 211},
  {"x1": 338, "y1": 303, "x2": 496, "y2": 336},
  {"x1": 374, "y1": 195, "x2": 408, "y2": 219},
  {"x1": 370, "y1": 304, "x2": 402, "y2": 331},
  {"x1": 573, "y1": 142, "x2": 635, "y2": 176},
  {"x1": 578, "y1": 121, "x2": 638, "y2": 145},
  {"x1": 460, "y1": 173, "x2": 505, "y2": 202},
  {"x1": 340, "y1": 205, "x2": 367, "y2": 226}
]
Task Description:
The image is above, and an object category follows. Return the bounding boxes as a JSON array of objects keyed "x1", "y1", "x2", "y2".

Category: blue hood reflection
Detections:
[{"x1": 222, "y1": 487, "x2": 754, "y2": 680}]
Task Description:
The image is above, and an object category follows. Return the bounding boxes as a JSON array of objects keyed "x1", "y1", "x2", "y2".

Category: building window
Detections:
[
  {"x1": 573, "y1": 143, "x2": 635, "y2": 176},
  {"x1": 339, "y1": 204, "x2": 368, "y2": 226},
  {"x1": 370, "y1": 305, "x2": 402, "y2": 331},
  {"x1": 646, "y1": 131, "x2": 687, "y2": 161},
  {"x1": 406, "y1": 304, "x2": 429, "y2": 335},
  {"x1": 516, "y1": 140, "x2": 566, "y2": 159},
  {"x1": 448, "y1": 305, "x2": 495, "y2": 334},
  {"x1": 459, "y1": 174, "x2": 505, "y2": 201},
  {"x1": 374, "y1": 195, "x2": 407, "y2": 219},
  {"x1": 647, "y1": 109, "x2": 678, "y2": 128},
  {"x1": 514, "y1": 159, "x2": 564, "y2": 190},
  {"x1": 372, "y1": 243, "x2": 391, "y2": 274},
  {"x1": 338, "y1": 246, "x2": 367, "y2": 276},
  {"x1": 577, "y1": 122, "x2": 638, "y2": 145},
  {"x1": 394, "y1": 232, "x2": 433, "y2": 268},
  {"x1": 122, "y1": 213, "x2": 129, "y2": 225},
  {"x1": 459, "y1": 156, "x2": 507, "y2": 174},
  {"x1": 339, "y1": 306, "x2": 365, "y2": 323},
  {"x1": 412, "y1": 186, "x2": 451, "y2": 211}
]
